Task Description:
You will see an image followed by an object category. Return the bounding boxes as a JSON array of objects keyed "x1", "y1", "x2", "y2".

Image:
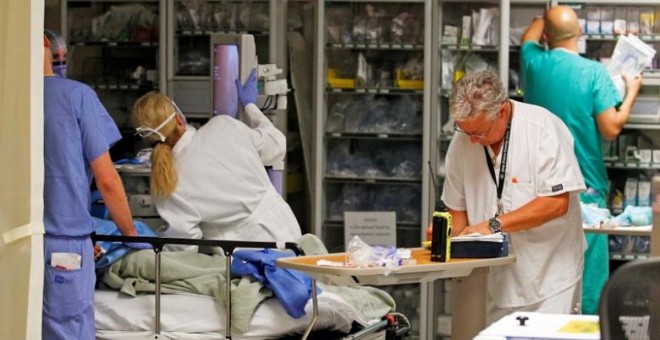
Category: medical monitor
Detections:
[{"x1": 210, "y1": 34, "x2": 257, "y2": 118}]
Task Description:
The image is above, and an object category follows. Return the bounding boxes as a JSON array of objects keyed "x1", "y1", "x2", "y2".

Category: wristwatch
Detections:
[{"x1": 488, "y1": 217, "x2": 502, "y2": 234}]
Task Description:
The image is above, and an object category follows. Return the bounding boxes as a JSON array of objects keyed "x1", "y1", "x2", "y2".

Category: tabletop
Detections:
[{"x1": 276, "y1": 248, "x2": 516, "y2": 286}]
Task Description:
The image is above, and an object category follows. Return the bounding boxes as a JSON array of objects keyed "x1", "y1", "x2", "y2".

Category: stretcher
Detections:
[{"x1": 92, "y1": 234, "x2": 410, "y2": 340}]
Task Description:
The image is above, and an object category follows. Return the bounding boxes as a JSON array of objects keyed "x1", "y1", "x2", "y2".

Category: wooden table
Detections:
[{"x1": 277, "y1": 248, "x2": 515, "y2": 339}]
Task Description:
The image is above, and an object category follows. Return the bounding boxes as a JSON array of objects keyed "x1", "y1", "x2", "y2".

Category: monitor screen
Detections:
[{"x1": 212, "y1": 44, "x2": 239, "y2": 117}]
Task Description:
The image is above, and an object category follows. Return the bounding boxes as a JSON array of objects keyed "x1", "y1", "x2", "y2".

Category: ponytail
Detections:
[
  {"x1": 150, "y1": 142, "x2": 177, "y2": 200},
  {"x1": 132, "y1": 91, "x2": 180, "y2": 200}
]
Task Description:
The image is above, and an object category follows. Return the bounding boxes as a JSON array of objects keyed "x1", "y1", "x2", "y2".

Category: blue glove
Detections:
[
  {"x1": 235, "y1": 68, "x2": 258, "y2": 107},
  {"x1": 123, "y1": 241, "x2": 153, "y2": 250}
]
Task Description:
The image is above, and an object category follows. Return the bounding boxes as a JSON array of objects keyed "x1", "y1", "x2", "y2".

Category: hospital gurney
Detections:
[{"x1": 92, "y1": 234, "x2": 410, "y2": 340}]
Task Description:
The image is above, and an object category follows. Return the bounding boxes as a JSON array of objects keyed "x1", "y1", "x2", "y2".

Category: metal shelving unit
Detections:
[
  {"x1": 431, "y1": 0, "x2": 511, "y2": 195},
  {"x1": 60, "y1": 0, "x2": 167, "y2": 133},
  {"x1": 312, "y1": 2, "x2": 432, "y2": 339},
  {"x1": 313, "y1": 0, "x2": 432, "y2": 251}
]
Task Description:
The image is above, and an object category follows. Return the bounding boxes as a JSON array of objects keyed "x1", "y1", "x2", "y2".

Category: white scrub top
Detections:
[
  {"x1": 157, "y1": 103, "x2": 302, "y2": 251},
  {"x1": 441, "y1": 100, "x2": 587, "y2": 308}
]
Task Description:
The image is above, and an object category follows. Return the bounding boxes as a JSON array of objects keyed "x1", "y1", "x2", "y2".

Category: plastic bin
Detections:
[
  {"x1": 395, "y1": 69, "x2": 423, "y2": 89},
  {"x1": 327, "y1": 68, "x2": 355, "y2": 89}
]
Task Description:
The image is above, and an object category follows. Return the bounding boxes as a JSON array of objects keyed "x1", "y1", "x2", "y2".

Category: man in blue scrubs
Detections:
[
  {"x1": 42, "y1": 31, "x2": 141, "y2": 339},
  {"x1": 520, "y1": 6, "x2": 643, "y2": 314}
]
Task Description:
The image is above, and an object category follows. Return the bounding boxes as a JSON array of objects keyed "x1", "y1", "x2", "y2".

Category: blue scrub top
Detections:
[
  {"x1": 43, "y1": 76, "x2": 121, "y2": 236},
  {"x1": 520, "y1": 41, "x2": 621, "y2": 198}
]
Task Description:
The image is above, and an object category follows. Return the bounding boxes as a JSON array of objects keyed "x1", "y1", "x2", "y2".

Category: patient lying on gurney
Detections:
[{"x1": 94, "y1": 220, "x2": 396, "y2": 336}]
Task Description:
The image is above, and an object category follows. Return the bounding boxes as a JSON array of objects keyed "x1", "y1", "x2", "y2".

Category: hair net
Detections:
[{"x1": 44, "y1": 29, "x2": 67, "y2": 54}]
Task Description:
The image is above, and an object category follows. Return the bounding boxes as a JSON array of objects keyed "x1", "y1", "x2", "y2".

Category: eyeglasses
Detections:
[
  {"x1": 454, "y1": 103, "x2": 505, "y2": 139},
  {"x1": 135, "y1": 112, "x2": 177, "y2": 143}
]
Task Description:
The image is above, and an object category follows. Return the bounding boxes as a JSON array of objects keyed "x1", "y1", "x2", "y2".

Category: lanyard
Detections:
[{"x1": 483, "y1": 113, "x2": 512, "y2": 216}]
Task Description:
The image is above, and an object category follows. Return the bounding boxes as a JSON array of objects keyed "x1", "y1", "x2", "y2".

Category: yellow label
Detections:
[{"x1": 558, "y1": 320, "x2": 599, "y2": 334}]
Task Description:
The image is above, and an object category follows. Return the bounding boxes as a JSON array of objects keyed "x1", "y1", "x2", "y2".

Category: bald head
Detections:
[{"x1": 544, "y1": 6, "x2": 581, "y2": 46}]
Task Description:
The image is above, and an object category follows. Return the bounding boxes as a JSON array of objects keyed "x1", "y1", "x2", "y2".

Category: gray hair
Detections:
[{"x1": 449, "y1": 71, "x2": 507, "y2": 121}]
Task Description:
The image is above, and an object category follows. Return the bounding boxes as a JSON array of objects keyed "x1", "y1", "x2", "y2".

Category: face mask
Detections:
[{"x1": 52, "y1": 62, "x2": 67, "y2": 78}]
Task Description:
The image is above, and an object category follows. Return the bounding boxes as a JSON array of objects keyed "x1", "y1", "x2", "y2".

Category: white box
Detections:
[
  {"x1": 442, "y1": 36, "x2": 458, "y2": 44},
  {"x1": 443, "y1": 25, "x2": 458, "y2": 37},
  {"x1": 461, "y1": 16, "x2": 471, "y2": 44},
  {"x1": 639, "y1": 149, "x2": 652, "y2": 163},
  {"x1": 638, "y1": 180, "x2": 651, "y2": 206}
]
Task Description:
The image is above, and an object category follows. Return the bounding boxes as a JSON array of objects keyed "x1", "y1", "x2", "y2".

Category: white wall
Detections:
[{"x1": 0, "y1": 0, "x2": 45, "y2": 339}]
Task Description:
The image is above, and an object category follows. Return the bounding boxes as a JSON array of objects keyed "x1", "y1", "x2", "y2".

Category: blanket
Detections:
[{"x1": 99, "y1": 234, "x2": 395, "y2": 334}]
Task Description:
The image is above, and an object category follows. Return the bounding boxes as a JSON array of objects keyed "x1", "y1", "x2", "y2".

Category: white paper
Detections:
[
  {"x1": 452, "y1": 232, "x2": 503, "y2": 243},
  {"x1": 51, "y1": 252, "x2": 82, "y2": 270}
]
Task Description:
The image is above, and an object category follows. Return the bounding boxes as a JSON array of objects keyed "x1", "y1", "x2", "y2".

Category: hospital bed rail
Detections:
[{"x1": 91, "y1": 233, "x2": 305, "y2": 340}]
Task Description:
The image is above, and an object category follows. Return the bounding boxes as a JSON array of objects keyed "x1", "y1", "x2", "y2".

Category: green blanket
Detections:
[
  {"x1": 100, "y1": 249, "x2": 270, "y2": 332},
  {"x1": 100, "y1": 234, "x2": 395, "y2": 333}
]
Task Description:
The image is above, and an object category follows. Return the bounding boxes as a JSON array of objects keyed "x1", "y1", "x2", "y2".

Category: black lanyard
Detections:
[{"x1": 483, "y1": 114, "x2": 512, "y2": 215}]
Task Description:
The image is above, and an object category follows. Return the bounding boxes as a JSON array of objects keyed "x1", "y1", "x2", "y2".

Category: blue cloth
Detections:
[
  {"x1": 94, "y1": 218, "x2": 157, "y2": 269},
  {"x1": 43, "y1": 76, "x2": 120, "y2": 339},
  {"x1": 43, "y1": 76, "x2": 121, "y2": 237},
  {"x1": 113, "y1": 158, "x2": 143, "y2": 165},
  {"x1": 43, "y1": 235, "x2": 95, "y2": 340},
  {"x1": 231, "y1": 249, "x2": 319, "y2": 318}
]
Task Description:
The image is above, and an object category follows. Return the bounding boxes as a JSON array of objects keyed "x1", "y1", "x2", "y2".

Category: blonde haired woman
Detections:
[{"x1": 132, "y1": 71, "x2": 301, "y2": 251}]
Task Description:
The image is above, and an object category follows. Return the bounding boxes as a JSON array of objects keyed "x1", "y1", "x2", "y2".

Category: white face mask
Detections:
[{"x1": 135, "y1": 112, "x2": 177, "y2": 143}]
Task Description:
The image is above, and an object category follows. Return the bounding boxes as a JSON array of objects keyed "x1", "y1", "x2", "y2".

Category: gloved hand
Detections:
[
  {"x1": 123, "y1": 241, "x2": 153, "y2": 250},
  {"x1": 235, "y1": 68, "x2": 258, "y2": 107}
]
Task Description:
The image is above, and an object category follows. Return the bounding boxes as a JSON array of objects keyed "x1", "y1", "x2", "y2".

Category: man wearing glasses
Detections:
[{"x1": 440, "y1": 71, "x2": 587, "y2": 322}]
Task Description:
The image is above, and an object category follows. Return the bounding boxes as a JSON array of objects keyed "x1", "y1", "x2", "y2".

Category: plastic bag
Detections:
[
  {"x1": 345, "y1": 235, "x2": 401, "y2": 275},
  {"x1": 610, "y1": 205, "x2": 652, "y2": 227},
  {"x1": 607, "y1": 35, "x2": 656, "y2": 97},
  {"x1": 580, "y1": 202, "x2": 612, "y2": 227}
]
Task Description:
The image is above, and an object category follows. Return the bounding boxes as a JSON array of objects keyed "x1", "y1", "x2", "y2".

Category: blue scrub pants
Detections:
[{"x1": 42, "y1": 235, "x2": 95, "y2": 340}]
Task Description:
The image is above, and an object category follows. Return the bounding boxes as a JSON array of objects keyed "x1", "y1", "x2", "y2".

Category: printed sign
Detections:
[{"x1": 344, "y1": 211, "x2": 396, "y2": 248}]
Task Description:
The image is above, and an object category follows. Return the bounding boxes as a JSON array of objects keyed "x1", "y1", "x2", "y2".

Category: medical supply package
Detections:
[{"x1": 607, "y1": 34, "x2": 656, "y2": 98}]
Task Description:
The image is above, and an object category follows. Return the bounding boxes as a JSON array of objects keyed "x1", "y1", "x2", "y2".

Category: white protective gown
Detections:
[{"x1": 157, "y1": 103, "x2": 302, "y2": 251}]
